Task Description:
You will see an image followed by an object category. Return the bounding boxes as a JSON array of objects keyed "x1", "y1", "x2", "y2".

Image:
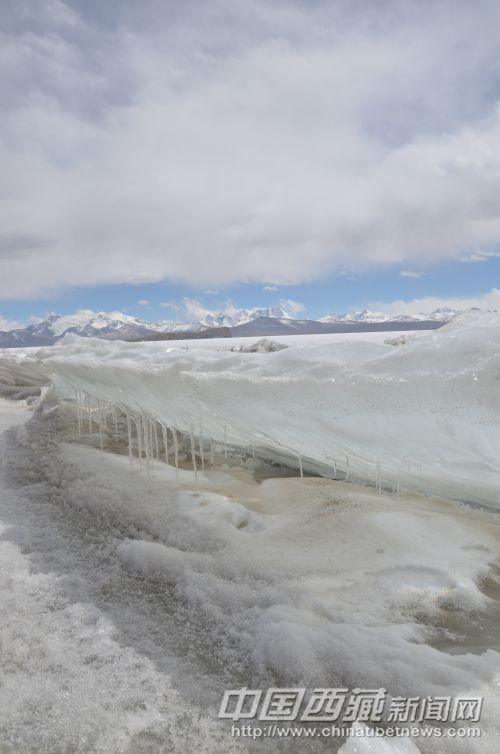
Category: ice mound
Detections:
[
  {"x1": 384, "y1": 334, "x2": 408, "y2": 347},
  {"x1": 231, "y1": 338, "x2": 288, "y2": 353},
  {"x1": 1, "y1": 310, "x2": 500, "y2": 506}
]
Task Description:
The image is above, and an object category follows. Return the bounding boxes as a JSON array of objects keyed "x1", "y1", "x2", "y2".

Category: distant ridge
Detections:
[
  {"x1": 0, "y1": 307, "x2": 452, "y2": 348},
  {"x1": 226, "y1": 316, "x2": 445, "y2": 338},
  {"x1": 128, "y1": 317, "x2": 445, "y2": 341},
  {"x1": 131, "y1": 327, "x2": 232, "y2": 341}
]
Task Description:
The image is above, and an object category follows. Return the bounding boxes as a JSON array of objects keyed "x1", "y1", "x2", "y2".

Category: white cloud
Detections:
[
  {"x1": 2, "y1": 1, "x2": 500, "y2": 298},
  {"x1": 182, "y1": 298, "x2": 215, "y2": 322},
  {"x1": 263, "y1": 285, "x2": 279, "y2": 292},
  {"x1": 137, "y1": 299, "x2": 150, "y2": 305},
  {"x1": 460, "y1": 250, "x2": 500, "y2": 263},
  {"x1": 400, "y1": 270, "x2": 426, "y2": 278},
  {"x1": 204, "y1": 290, "x2": 219, "y2": 295},
  {"x1": 159, "y1": 300, "x2": 182, "y2": 313},
  {"x1": 337, "y1": 270, "x2": 355, "y2": 281},
  {"x1": 279, "y1": 298, "x2": 305, "y2": 315},
  {"x1": 371, "y1": 288, "x2": 500, "y2": 316},
  {"x1": 0, "y1": 315, "x2": 20, "y2": 331}
]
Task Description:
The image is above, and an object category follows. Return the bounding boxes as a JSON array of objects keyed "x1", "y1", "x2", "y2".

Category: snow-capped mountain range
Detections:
[
  {"x1": 0, "y1": 306, "x2": 459, "y2": 347},
  {"x1": 193, "y1": 305, "x2": 299, "y2": 328},
  {"x1": 319, "y1": 307, "x2": 459, "y2": 324}
]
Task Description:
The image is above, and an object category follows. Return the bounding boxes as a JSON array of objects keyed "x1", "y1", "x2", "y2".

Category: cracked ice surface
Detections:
[{"x1": 1, "y1": 310, "x2": 500, "y2": 506}]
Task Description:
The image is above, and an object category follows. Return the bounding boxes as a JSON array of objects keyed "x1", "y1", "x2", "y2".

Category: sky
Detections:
[{"x1": 1, "y1": 0, "x2": 500, "y2": 328}]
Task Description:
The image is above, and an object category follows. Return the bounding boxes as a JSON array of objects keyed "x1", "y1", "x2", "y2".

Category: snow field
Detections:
[{"x1": 4, "y1": 404, "x2": 499, "y2": 751}]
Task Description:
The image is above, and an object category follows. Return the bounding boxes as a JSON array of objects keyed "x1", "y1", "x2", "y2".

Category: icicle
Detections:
[
  {"x1": 252, "y1": 444, "x2": 255, "y2": 459},
  {"x1": 126, "y1": 414, "x2": 133, "y2": 468},
  {"x1": 172, "y1": 427, "x2": 179, "y2": 478},
  {"x1": 135, "y1": 417, "x2": 143, "y2": 469},
  {"x1": 190, "y1": 429, "x2": 198, "y2": 484},
  {"x1": 87, "y1": 394, "x2": 92, "y2": 435},
  {"x1": 76, "y1": 390, "x2": 82, "y2": 437},
  {"x1": 144, "y1": 416, "x2": 150, "y2": 465},
  {"x1": 153, "y1": 420, "x2": 159, "y2": 460},
  {"x1": 98, "y1": 400, "x2": 104, "y2": 451},
  {"x1": 210, "y1": 438, "x2": 214, "y2": 465},
  {"x1": 376, "y1": 460, "x2": 381, "y2": 494},
  {"x1": 345, "y1": 454, "x2": 350, "y2": 481},
  {"x1": 298, "y1": 454, "x2": 304, "y2": 480},
  {"x1": 171, "y1": 428, "x2": 177, "y2": 462},
  {"x1": 161, "y1": 423, "x2": 169, "y2": 464},
  {"x1": 199, "y1": 421, "x2": 205, "y2": 472},
  {"x1": 223, "y1": 424, "x2": 228, "y2": 459},
  {"x1": 143, "y1": 415, "x2": 151, "y2": 484},
  {"x1": 332, "y1": 459, "x2": 337, "y2": 477},
  {"x1": 147, "y1": 419, "x2": 153, "y2": 464},
  {"x1": 150, "y1": 419, "x2": 156, "y2": 461}
]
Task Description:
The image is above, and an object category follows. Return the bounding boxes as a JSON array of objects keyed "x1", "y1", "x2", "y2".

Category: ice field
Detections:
[
  {"x1": 2, "y1": 310, "x2": 500, "y2": 506},
  {"x1": 1, "y1": 312, "x2": 500, "y2": 752}
]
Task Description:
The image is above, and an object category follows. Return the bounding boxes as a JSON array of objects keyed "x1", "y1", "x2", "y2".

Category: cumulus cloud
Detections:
[
  {"x1": 137, "y1": 299, "x2": 150, "y2": 306},
  {"x1": 182, "y1": 298, "x2": 215, "y2": 322},
  {"x1": 460, "y1": 250, "x2": 500, "y2": 263},
  {"x1": 2, "y1": 1, "x2": 500, "y2": 298},
  {"x1": 279, "y1": 298, "x2": 305, "y2": 315},
  {"x1": 371, "y1": 288, "x2": 500, "y2": 316},
  {"x1": 263, "y1": 285, "x2": 279, "y2": 292},
  {"x1": 0, "y1": 315, "x2": 20, "y2": 331}
]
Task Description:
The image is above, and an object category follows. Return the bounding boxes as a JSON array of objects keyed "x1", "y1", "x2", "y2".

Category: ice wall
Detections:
[{"x1": 2, "y1": 311, "x2": 500, "y2": 507}]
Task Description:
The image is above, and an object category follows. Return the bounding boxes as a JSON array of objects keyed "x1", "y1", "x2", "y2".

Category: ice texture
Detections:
[{"x1": 2, "y1": 311, "x2": 499, "y2": 507}]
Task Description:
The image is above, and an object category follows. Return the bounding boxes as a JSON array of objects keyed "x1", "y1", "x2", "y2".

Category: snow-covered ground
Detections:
[
  {"x1": 166, "y1": 329, "x2": 423, "y2": 349},
  {"x1": 1, "y1": 313, "x2": 500, "y2": 752},
  {"x1": 0, "y1": 398, "x2": 500, "y2": 752}
]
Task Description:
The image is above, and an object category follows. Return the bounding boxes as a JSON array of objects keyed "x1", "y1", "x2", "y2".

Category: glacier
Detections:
[{"x1": 1, "y1": 310, "x2": 499, "y2": 508}]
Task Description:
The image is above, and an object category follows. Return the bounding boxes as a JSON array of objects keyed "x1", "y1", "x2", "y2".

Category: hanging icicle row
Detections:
[{"x1": 71, "y1": 391, "x2": 409, "y2": 498}]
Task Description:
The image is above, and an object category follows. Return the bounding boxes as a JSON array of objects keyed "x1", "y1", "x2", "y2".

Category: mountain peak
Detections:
[{"x1": 200, "y1": 304, "x2": 295, "y2": 329}]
